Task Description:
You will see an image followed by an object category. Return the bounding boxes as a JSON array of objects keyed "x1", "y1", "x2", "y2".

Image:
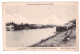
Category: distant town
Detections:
[
  {"x1": 6, "y1": 22, "x2": 55, "y2": 31},
  {"x1": 6, "y1": 19, "x2": 76, "y2": 32}
]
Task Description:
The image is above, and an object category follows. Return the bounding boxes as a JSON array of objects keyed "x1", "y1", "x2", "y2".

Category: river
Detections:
[{"x1": 6, "y1": 27, "x2": 56, "y2": 47}]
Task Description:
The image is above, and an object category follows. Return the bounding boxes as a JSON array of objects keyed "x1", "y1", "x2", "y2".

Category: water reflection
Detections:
[{"x1": 6, "y1": 28, "x2": 56, "y2": 47}]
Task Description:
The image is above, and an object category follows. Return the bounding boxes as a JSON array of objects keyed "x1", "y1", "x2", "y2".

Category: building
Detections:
[{"x1": 6, "y1": 24, "x2": 14, "y2": 31}]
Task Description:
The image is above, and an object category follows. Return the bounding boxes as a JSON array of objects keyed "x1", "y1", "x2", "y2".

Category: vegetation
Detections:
[{"x1": 6, "y1": 22, "x2": 54, "y2": 31}]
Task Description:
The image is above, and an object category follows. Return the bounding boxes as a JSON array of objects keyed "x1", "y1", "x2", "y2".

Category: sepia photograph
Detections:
[{"x1": 2, "y1": 2, "x2": 79, "y2": 51}]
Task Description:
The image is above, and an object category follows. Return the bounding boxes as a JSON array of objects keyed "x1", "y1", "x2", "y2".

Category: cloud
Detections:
[
  {"x1": 5, "y1": 14, "x2": 66, "y2": 26},
  {"x1": 40, "y1": 15, "x2": 66, "y2": 26},
  {"x1": 5, "y1": 13, "x2": 30, "y2": 24}
]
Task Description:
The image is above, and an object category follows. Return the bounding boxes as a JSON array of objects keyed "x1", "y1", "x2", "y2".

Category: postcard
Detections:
[{"x1": 2, "y1": 2, "x2": 79, "y2": 51}]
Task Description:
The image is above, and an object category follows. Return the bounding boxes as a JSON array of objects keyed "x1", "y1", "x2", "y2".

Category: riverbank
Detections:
[{"x1": 30, "y1": 26, "x2": 76, "y2": 47}]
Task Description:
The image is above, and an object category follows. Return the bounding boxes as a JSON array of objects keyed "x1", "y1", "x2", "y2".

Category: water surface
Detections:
[{"x1": 6, "y1": 28, "x2": 56, "y2": 47}]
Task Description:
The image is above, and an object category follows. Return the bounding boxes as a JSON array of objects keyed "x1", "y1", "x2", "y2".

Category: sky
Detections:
[{"x1": 4, "y1": 2, "x2": 77, "y2": 26}]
